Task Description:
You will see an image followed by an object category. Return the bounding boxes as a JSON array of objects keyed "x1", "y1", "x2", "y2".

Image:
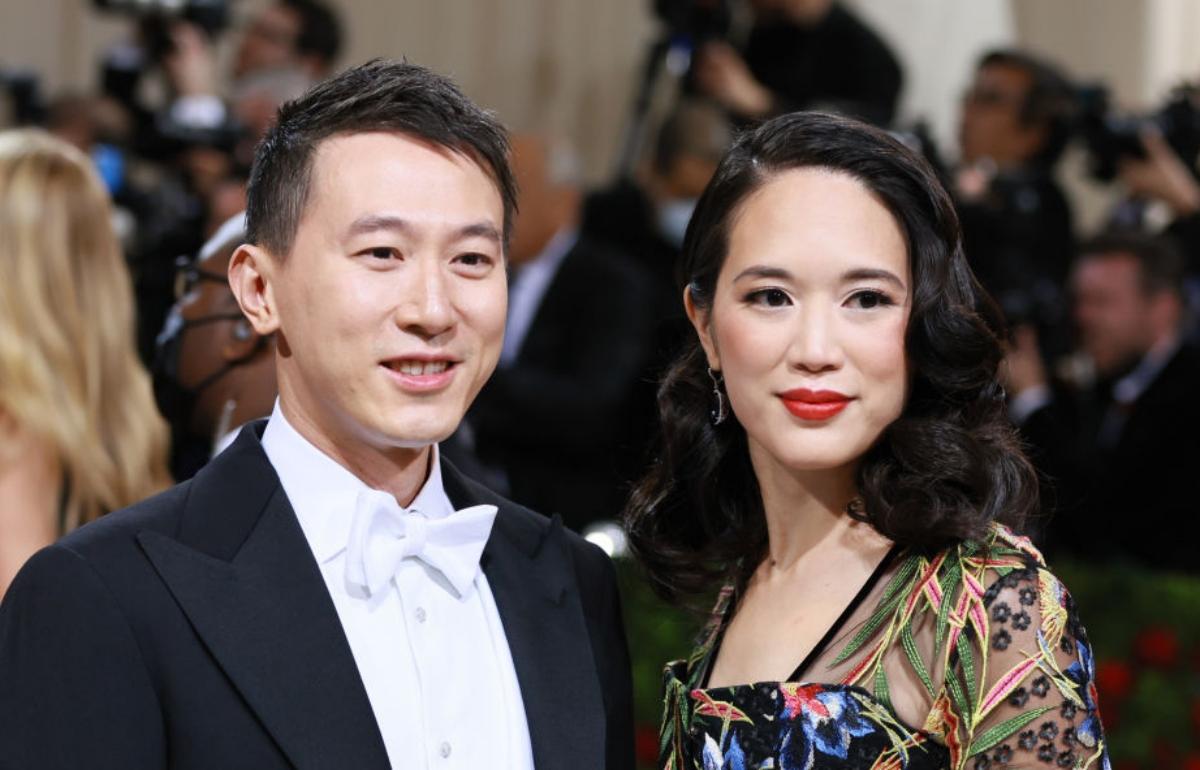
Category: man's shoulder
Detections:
[{"x1": 54, "y1": 481, "x2": 192, "y2": 564}]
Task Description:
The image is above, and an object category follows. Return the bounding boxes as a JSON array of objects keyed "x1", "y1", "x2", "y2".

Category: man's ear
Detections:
[
  {"x1": 683, "y1": 284, "x2": 721, "y2": 371},
  {"x1": 228, "y1": 244, "x2": 281, "y2": 337}
]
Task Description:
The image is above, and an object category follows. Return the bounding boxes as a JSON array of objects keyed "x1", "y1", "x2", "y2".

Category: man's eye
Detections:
[
  {"x1": 363, "y1": 247, "x2": 397, "y2": 260},
  {"x1": 746, "y1": 288, "x2": 791, "y2": 307},
  {"x1": 456, "y1": 252, "x2": 493, "y2": 268}
]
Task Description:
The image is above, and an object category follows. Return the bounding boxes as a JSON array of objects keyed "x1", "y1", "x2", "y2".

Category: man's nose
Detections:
[{"x1": 395, "y1": 259, "x2": 454, "y2": 337}]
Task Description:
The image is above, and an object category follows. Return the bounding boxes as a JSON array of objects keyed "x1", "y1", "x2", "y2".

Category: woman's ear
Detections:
[
  {"x1": 228, "y1": 244, "x2": 281, "y2": 337},
  {"x1": 683, "y1": 284, "x2": 721, "y2": 371}
]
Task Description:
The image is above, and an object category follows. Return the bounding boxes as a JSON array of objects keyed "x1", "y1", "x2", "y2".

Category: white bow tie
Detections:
[{"x1": 345, "y1": 488, "x2": 498, "y2": 599}]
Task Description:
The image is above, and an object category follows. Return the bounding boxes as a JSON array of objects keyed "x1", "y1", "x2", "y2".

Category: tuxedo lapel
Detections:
[
  {"x1": 139, "y1": 426, "x2": 390, "y2": 770},
  {"x1": 443, "y1": 461, "x2": 606, "y2": 770}
]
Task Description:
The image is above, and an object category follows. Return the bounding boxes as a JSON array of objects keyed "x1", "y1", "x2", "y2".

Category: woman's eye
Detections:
[
  {"x1": 747, "y1": 288, "x2": 791, "y2": 307},
  {"x1": 848, "y1": 290, "x2": 891, "y2": 309}
]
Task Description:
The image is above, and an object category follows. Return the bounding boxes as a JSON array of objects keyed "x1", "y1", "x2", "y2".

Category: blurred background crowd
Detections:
[{"x1": 3, "y1": 0, "x2": 1200, "y2": 765}]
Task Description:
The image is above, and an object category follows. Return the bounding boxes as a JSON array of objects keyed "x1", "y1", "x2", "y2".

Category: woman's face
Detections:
[{"x1": 688, "y1": 168, "x2": 912, "y2": 476}]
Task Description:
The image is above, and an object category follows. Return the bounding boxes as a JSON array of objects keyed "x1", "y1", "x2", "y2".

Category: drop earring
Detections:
[{"x1": 707, "y1": 366, "x2": 728, "y2": 425}]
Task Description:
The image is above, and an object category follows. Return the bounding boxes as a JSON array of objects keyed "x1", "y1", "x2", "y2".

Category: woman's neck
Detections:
[{"x1": 748, "y1": 439, "x2": 881, "y2": 573}]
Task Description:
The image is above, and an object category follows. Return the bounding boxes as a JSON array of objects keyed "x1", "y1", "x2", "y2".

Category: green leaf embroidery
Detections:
[
  {"x1": 968, "y1": 706, "x2": 1054, "y2": 756},
  {"x1": 873, "y1": 661, "x2": 893, "y2": 710},
  {"x1": 832, "y1": 586, "x2": 906, "y2": 665},
  {"x1": 956, "y1": 632, "x2": 978, "y2": 710},
  {"x1": 901, "y1": 622, "x2": 936, "y2": 697}
]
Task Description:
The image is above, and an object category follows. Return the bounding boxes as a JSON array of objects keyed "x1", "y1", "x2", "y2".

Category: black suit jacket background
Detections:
[{"x1": 471, "y1": 237, "x2": 655, "y2": 531}]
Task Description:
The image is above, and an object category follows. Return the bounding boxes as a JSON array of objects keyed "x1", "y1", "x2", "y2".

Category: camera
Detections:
[
  {"x1": 93, "y1": 0, "x2": 232, "y2": 61},
  {"x1": 0, "y1": 69, "x2": 45, "y2": 126},
  {"x1": 653, "y1": 0, "x2": 734, "y2": 46},
  {"x1": 1077, "y1": 82, "x2": 1200, "y2": 182}
]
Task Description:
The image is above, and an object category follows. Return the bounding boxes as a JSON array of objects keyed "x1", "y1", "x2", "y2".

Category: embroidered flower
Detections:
[
  {"x1": 1032, "y1": 676, "x2": 1051, "y2": 698},
  {"x1": 1008, "y1": 687, "x2": 1030, "y2": 707},
  {"x1": 1012, "y1": 610, "x2": 1032, "y2": 631},
  {"x1": 993, "y1": 629, "x2": 1013, "y2": 651},
  {"x1": 992, "y1": 602, "x2": 1012, "y2": 623},
  {"x1": 1018, "y1": 730, "x2": 1038, "y2": 750},
  {"x1": 1019, "y1": 587, "x2": 1037, "y2": 606}
]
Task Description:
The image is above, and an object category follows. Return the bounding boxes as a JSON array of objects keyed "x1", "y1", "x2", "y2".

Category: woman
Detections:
[
  {"x1": 626, "y1": 112, "x2": 1107, "y2": 770},
  {"x1": 0, "y1": 129, "x2": 171, "y2": 595}
]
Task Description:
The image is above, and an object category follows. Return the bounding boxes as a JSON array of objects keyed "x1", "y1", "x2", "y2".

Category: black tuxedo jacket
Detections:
[
  {"x1": 471, "y1": 237, "x2": 655, "y2": 530},
  {"x1": 0, "y1": 424, "x2": 634, "y2": 769}
]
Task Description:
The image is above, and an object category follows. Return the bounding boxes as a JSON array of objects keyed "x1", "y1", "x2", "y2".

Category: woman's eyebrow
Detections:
[
  {"x1": 732, "y1": 265, "x2": 793, "y2": 283},
  {"x1": 842, "y1": 267, "x2": 906, "y2": 289}
]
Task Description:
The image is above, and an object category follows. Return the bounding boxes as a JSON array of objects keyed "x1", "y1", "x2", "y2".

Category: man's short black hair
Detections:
[
  {"x1": 979, "y1": 48, "x2": 1076, "y2": 168},
  {"x1": 282, "y1": 0, "x2": 342, "y2": 67},
  {"x1": 1077, "y1": 230, "x2": 1186, "y2": 298},
  {"x1": 246, "y1": 59, "x2": 517, "y2": 258}
]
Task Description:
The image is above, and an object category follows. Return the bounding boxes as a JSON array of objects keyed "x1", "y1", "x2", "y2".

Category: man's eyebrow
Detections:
[
  {"x1": 343, "y1": 215, "x2": 501, "y2": 245},
  {"x1": 345, "y1": 214, "x2": 411, "y2": 239},
  {"x1": 732, "y1": 265, "x2": 793, "y2": 283},
  {"x1": 455, "y1": 222, "x2": 502, "y2": 245},
  {"x1": 842, "y1": 268, "x2": 906, "y2": 289}
]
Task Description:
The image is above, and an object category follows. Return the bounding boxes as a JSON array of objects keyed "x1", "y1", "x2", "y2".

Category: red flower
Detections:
[
  {"x1": 1095, "y1": 659, "x2": 1134, "y2": 703},
  {"x1": 1134, "y1": 625, "x2": 1179, "y2": 669},
  {"x1": 634, "y1": 723, "x2": 658, "y2": 766}
]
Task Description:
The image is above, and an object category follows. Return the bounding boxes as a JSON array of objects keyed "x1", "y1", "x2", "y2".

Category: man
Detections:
[
  {"x1": 0, "y1": 60, "x2": 634, "y2": 769},
  {"x1": 955, "y1": 49, "x2": 1077, "y2": 339},
  {"x1": 163, "y1": 0, "x2": 342, "y2": 133},
  {"x1": 1006, "y1": 233, "x2": 1200, "y2": 571},
  {"x1": 153, "y1": 212, "x2": 279, "y2": 480},
  {"x1": 693, "y1": 0, "x2": 902, "y2": 127},
  {"x1": 470, "y1": 135, "x2": 654, "y2": 531}
]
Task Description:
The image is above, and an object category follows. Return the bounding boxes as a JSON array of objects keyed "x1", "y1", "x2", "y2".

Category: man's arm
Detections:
[
  {"x1": 573, "y1": 542, "x2": 634, "y2": 770},
  {"x1": 0, "y1": 545, "x2": 165, "y2": 770}
]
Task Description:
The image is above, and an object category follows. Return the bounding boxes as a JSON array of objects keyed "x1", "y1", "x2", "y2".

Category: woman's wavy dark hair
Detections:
[{"x1": 624, "y1": 111, "x2": 1039, "y2": 603}]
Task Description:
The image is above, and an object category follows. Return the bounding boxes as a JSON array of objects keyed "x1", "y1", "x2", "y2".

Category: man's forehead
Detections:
[{"x1": 305, "y1": 131, "x2": 503, "y2": 220}]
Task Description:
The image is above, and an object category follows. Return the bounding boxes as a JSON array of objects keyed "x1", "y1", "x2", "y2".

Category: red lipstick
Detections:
[{"x1": 779, "y1": 389, "x2": 853, "y2": 421}]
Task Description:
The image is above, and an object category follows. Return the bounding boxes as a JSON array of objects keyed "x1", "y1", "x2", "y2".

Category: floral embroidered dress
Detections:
[{"x1": 660, "y1": 525, "x2": 1109, "y2": 770}]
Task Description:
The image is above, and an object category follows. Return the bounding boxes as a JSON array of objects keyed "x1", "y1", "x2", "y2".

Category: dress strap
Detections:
[{"x1": 785, "y1": 543, "x2": 901, "y2": 682}]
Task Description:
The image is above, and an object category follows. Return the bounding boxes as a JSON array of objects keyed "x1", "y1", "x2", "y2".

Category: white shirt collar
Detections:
[{"x1": 261, "y1": 400, "x2": 454, "y2": 565}]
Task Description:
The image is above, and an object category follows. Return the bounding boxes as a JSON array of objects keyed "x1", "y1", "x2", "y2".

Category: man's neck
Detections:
[{"x1": 277, "y1": 399, "x2": 433, "y2": 508}]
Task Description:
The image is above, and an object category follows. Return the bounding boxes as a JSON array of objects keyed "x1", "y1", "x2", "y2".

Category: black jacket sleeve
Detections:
[{"x1": 0, "y1": 545, "x2": 165, "y2": 770}]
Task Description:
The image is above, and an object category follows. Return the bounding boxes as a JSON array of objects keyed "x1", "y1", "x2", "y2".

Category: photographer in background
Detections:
[
  {"x1": 692, "y1": 0, "x2": 902, "y2": 126},
  {"x1": 1004, "y1": 233, "x2": 1200, "y2": 572},
  {"x1": 955, "y1": 49, "x2": 1077, "y2": 356},
  {"x1": 161, "y1": 0, "x2": 341, "y2": 137}
]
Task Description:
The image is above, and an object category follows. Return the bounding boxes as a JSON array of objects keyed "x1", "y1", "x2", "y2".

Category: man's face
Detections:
[
  {"x1": 268, "y1": 132, "x2": 507, "y2": 453},
  {"x1": 959, "y1": 63, "x2": 1041, "y2": 167},
  {"x1": 234, "y1": 4, "x2": 302, "y2": 79},
  {"x1": 1072, "y1": 253, "x2": 1157, "y2": 376}
]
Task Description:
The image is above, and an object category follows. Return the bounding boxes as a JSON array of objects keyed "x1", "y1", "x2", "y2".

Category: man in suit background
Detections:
[
  {"x1": 469, "y1": 134, "x2": 655, "y2": 532},
  {"x1": 0, "y1": 60, "x2": 633, "y2": 769},
  {"x1": 1005, "y1": 232, "x2": 1200, "y2": 572}
]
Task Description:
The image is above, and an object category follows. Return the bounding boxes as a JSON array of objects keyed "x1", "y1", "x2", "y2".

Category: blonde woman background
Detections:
[{"x1": 0, "y1": 129, "x2": 171, "y2": 596}]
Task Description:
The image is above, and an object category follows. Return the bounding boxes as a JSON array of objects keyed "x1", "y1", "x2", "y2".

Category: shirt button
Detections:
[
  {"x1": 439, "y1": 741, "x2": 451, "y2": 758},
  {"x1": 415, "y1": 607, "x2": 427, "y2": 623}
]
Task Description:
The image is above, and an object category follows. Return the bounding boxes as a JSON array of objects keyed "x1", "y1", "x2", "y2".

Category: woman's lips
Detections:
[{"x1": 778, "y1": 389, "x2": 853, "y2": 421}]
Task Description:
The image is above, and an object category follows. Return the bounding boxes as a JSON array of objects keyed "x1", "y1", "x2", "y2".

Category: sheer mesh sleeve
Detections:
[{"x1": 942, "y1": 564, "x2": 1109, "y2": 770}]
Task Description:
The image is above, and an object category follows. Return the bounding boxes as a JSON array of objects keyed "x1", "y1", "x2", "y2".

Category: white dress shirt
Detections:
[{"x1": 261, "y1": 403, "x2": 534, "y2": 769}]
